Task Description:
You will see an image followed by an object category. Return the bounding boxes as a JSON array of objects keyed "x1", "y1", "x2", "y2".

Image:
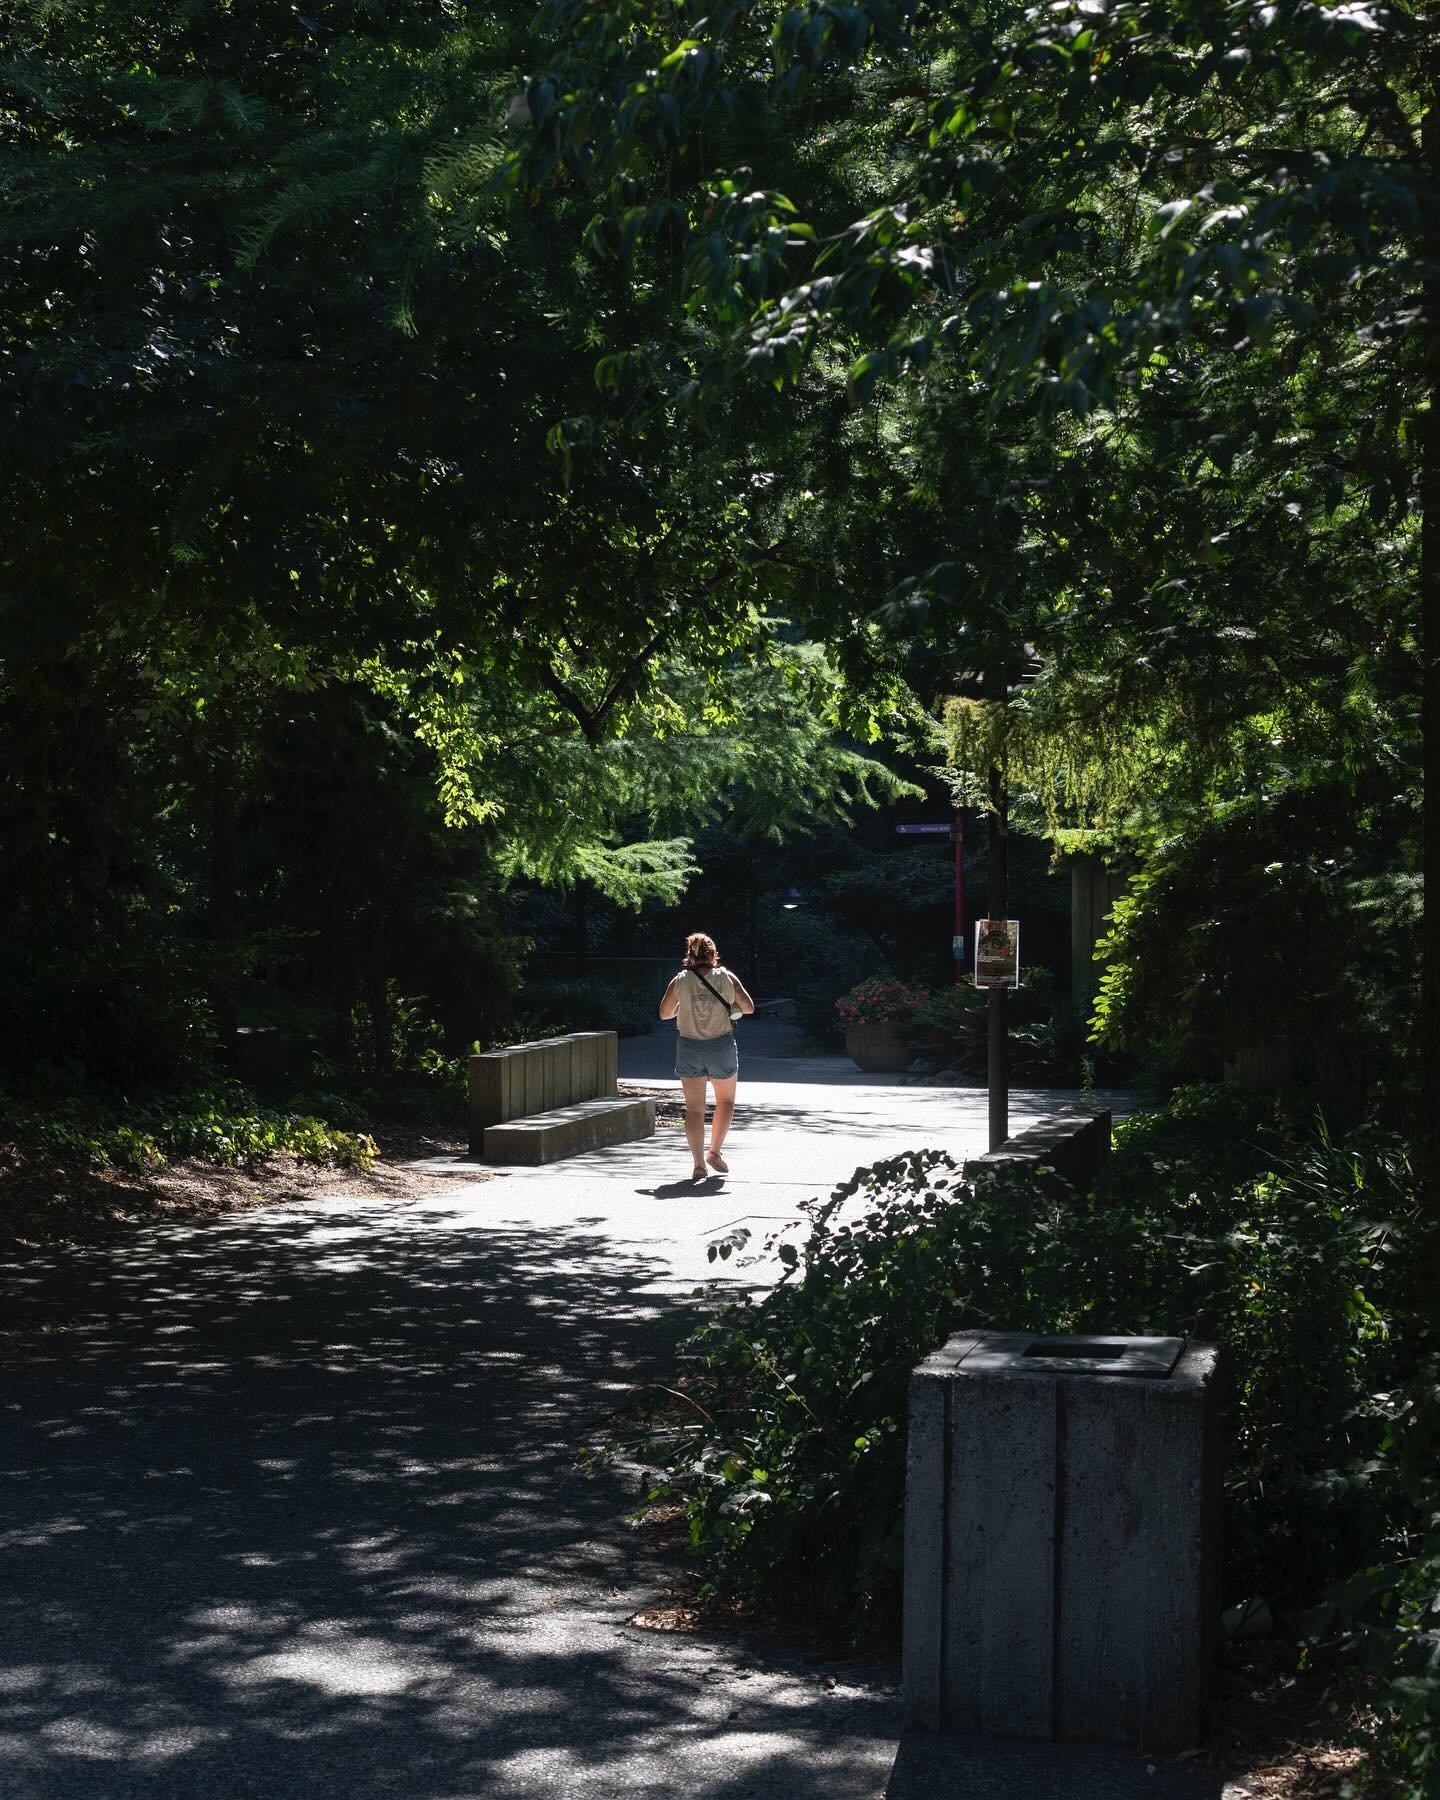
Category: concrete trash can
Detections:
[{"x1": 904, "y1": 1329, "x2": 1225, "y2": 1751}]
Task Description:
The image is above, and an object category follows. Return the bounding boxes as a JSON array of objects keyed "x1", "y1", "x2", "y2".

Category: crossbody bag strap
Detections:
[{"x1": 689, "y1": 967, "x2": 734, "y2": 1011}]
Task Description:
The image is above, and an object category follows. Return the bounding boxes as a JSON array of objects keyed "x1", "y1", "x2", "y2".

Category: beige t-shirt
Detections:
[{"x1": 674, "y1": 966, "x2": 737, "y2": 1040}]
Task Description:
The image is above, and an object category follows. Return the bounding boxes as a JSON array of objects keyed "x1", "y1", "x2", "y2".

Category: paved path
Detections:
[{"x1": 0, "y1": 1026, "x2": 1232, "y2": 1799}]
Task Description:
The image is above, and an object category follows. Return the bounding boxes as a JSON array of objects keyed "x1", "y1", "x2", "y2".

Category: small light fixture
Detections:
[{"x1": 780, "y1": 887, "x2": 803, "y2": 911}]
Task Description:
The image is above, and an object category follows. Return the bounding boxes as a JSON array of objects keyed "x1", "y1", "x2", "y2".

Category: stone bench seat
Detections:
[
  {"x1": 482, "y1": 1095, "x2": 655, "y2": 1166},
  {"x1": 470, "y1": 1029, "x2": 632, "y2": 1162}
]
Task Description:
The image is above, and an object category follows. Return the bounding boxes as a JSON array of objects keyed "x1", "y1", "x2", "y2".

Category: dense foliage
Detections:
[
  {"x1": 2, "y1": 1085, "x2": 376, "y2": 1173},
  {"x1": 518, "y1": 976, "x2": 660, "y2": 1040},
  {"x1": 906, "y1": 968, "x2": 1083, "y2": 1082},
  {"x1": 9, "y1": 0, "x2": 1424, "y2": 1118},
  {"x1": 2, "y1": 0, "x2": 1435, "y2": 1782},
  {"x1": 0, "y1": 1, "x2": 918, "y2": 1102},
  {"x1": 507, "y1": 0, "x2": 1431, "y2": 1133},
  {"x1": 645, "y1": 1088, "x2": 1436, "y2": 1785}
]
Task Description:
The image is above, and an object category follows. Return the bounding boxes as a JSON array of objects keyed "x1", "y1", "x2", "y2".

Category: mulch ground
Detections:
[
  {"x1": 0, "y1": 1123, "x2": 490, "y2": 1256},
  {"x1": 619, "y1": 1080, "x2": 690, "y2": 1127},
  {"x1": 1196, "y1": 1645, "x2": 1371, "y2": 1797},
  {"x1": 0, "y1": 1101, "x2": 687, "y2": 1274}
]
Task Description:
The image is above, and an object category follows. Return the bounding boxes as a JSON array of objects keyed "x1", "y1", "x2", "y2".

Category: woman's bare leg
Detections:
[
  {"x1": 680, "y1": 1077, "x2": 708, "y2": 1177},
  {"x1": 708, "y1": 1074, "x2": 738, "y2": 1160}
]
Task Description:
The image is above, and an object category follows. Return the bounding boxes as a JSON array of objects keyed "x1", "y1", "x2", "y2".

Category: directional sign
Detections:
[{"x1": 896, "y1": 822, "x2": 958, "y2": 837}]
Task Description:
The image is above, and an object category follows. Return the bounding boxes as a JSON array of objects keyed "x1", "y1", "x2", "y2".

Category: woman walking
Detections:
[{"x1": 658, "y1": 933, "x2": 756, "y2": 1181}]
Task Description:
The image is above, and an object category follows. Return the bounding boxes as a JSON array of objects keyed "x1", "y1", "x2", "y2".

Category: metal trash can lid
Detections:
[{"x1": 958, "y1": 1332, "x2": 1186, "y2": 1379}]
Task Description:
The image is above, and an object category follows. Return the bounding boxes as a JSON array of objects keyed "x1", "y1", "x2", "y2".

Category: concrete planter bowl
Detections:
[{"x1": 844, "y1": 1021, "x2": 915, "y2": 1074}]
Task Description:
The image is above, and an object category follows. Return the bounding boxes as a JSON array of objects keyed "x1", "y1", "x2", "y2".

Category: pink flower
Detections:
[{"x1": 836, "y1": 977, "x2": 931, "y2": 1026}]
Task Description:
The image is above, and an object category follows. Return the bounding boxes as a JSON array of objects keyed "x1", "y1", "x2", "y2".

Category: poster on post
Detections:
[{"x1": 974, "y1": 918, "x2": 1020, "y2": 989}]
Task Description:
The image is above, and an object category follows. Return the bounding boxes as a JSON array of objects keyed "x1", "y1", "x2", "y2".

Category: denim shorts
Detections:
[{"x1": 675, "y1": 1031, "x2": 738, "y2": 1080}]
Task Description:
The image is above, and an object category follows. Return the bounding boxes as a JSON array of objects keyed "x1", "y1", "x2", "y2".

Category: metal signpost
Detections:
[
  {"x1": 985, "y1": 767, "x2": 1009, "y2": 1150},
  {"x1": 896, "y1": 804, "x2": 1013, "y2": 1146}
]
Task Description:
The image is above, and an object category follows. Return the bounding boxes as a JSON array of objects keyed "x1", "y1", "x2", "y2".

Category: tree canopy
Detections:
[
  {"x1": 0, "y1": 0, "x2": 919, "y2": 1078},
  {"x1": 1, "y1": 0, "x2": 1432, "y2": 1136},
  {"x1": 2, "y1": 7, "x2": 1436, "y2": 1779},
  {"x1": 500, "y1": 0, "x2": 1432, "y2": 1141}
]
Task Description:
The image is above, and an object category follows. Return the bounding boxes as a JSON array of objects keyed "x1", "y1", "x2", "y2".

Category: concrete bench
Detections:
[
  {"x1": 468, "y1": 1030, "x2": 654, "y2": 1164},
  {"x1": 482, "y1": 1095, "x2": 655, "y2": 1165}
]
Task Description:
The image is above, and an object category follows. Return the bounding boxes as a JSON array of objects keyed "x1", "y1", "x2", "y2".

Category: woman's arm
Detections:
[
  {"x1": 658, "y1": 975, "x2": 680, "y2": 1021},
  {"x1": 729, "y1": 974, "x2": 757, "y2": 1016}
]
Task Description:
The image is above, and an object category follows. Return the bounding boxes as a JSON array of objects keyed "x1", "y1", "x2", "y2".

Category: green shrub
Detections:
[
  {"x1": 791, "y1": 986, "x2": 848, "y2": 1049},
  {"x1": 288, "y1": 987, "x2": 653, "y2": 1134},
  {"x1": 1318, "y1": 1362, "x2": 1440, "y2": 1800},
  {"x1": 2, "y1": 1084, "x2": 376, "y2": 1171},
  {"x1": 514, "y1": 977, "x2": 657, "y2": 1039},
  {"x1": 644, "y1": 1087, "x2": 1427, "y2": 1652},
  {"x1": 1090, "y1": 787, "x2": 1420, "y2": 1120},
  {"x1": 757, "y1": 909, "x2": 888, "y2": 1049},
  {"x1": 906, "y1": 967, "x2": 1081, "y2": 1080}
]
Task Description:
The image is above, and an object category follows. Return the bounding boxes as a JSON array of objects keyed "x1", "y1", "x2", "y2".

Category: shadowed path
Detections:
[{"x1": 0, "y1": 1031, "x2": 1233, "y2": 1798}]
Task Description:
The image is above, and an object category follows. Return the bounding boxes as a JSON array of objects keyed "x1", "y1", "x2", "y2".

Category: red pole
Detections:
[{"x1": 953, "y1": 808, "x2": 965, "y2": 983}]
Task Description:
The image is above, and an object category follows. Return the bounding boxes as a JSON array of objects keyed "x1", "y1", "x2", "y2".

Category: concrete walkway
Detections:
[{"x1": 0, "y1": 1026, "x2": 1234, "y2": 1799}]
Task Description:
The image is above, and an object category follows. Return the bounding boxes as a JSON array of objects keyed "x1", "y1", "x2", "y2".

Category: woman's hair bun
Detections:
[{"x1": 684, "y1": 932, "x2": 718, "y2": 969}]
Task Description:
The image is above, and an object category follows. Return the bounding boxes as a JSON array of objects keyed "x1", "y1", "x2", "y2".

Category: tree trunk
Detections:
[
  {"x1": 747, "y1": 870, "x2": 760, "y2": 994},
  {"x1": 1423, "y1": 73, "x2": 1439, "y2": 1209},
  {"x1": 209, "y1": 720, "x2": 239, "y2": 1064},
  {"x1": 369, "y1": 967, "x2": 394, "y2": 1077},
  {"x1": 575, "y1": 880, "x2": 590, "y2": 977}
]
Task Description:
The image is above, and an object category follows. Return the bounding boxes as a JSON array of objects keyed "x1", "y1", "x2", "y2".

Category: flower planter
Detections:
[{"x1": 845, "y1": 1021, "x2": 915, "y2": 1074}]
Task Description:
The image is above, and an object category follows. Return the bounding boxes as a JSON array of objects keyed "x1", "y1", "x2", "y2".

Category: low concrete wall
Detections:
[
  {"x1": 468, "y1": 1030, "x2": 618, "y2": 1153},
  {"x1": 966, "y1": 1107, "x2": 1112, "y2": 1191}
]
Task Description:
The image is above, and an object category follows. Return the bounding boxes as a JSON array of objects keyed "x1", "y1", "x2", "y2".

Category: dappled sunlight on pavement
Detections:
[
  {"x1": 0, "y1": 1036, "x2": 1204, "y2": 1799},
  {"x1": 0, "y1": 1199, "x2": 905, "y2": 1797}
]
